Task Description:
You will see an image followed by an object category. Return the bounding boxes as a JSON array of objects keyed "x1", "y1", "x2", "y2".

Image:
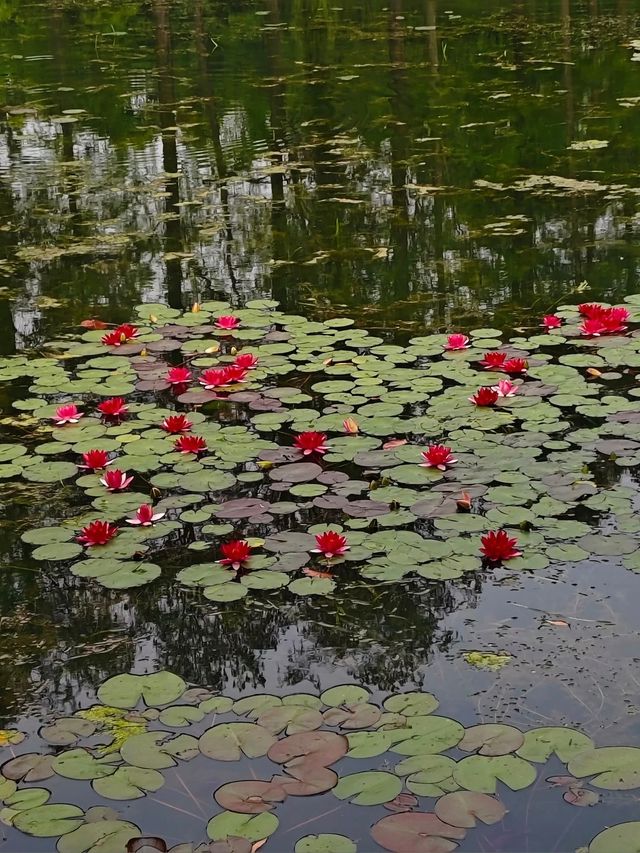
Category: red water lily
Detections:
[
  {"x1": 224, "y1": 365, "x2": 248, "y2": 384},
  {"x1": 578, "y1": 304, "x2": 628, "y2": 334},
  {"x1": 503, "y1": 357, "x2": 528, "y2": 375},
  {"x1": 420, "y1": 444, "x2": 457, "y2": 470},
  {"x1": 53, "y1": 404, "x2": 83, "y2": 426},
  {"x1": 480, "y1": 351, "x2": 507, "y2": 369},
  {"x1": 580, "y1": 317, "x2": 606, "y2": 337},
  {"x1": 162, "y1": 414, "x2": 193, "y2": 434},
  {"x1": 602, "y1": 307, "x2": 629, "y2": 334},
  {"x1": 493, "y1": 379, "x2": 518, "y2": 398},
  {"x1": 480, "y1": 530, "x2": 521, "y2": 563},
  {"x1": 100, "y1": 469, "x2": 133, "y2": 491},
  {"x1": 77, "y1": 520, "x2": 118, "y2": 547},
  {"x1": 79, "y1": 449, "x2": 112, "y2": 470},
  {"x1": 294, "y1": 431, "x2": 329, "y2": 456},
  {"x1": 234, "y1": 353, "x2": 259, "y2": 370},
  {"x1": 97, "y1": 397, "x2": 128, "y2": 418},
  {"x1": 343, "y1": 418, "x2": 359, "y2": 434},
  {"x1": 542, "y1": 315, "x2": 562, "y2": 330},
  {"x1": 166, "y1": 366, "x2": 192, "y2": 385},
  {"x1": 219, "y1": 540, "x2": 252, "y2": 570},
  {"x1": 126, "y1": 504, "x2": 165, "y2": 526},
  {"x1": 199, "y1": 366, "x2": 244, "y2": 389},
  {"x1": 215, "y1": 315, "x2": 240, "y2": 330},
  {"x1": 313, "y1": 531, "x2": 349, "y2": 559},
  {"x1": 174, "y1": 435, "x2": 207, "y2": 454},
  {"x1": 579, "y1": 303, "x2": 608, "y2": 319},
  {"x1": 444, "y1": 333, "x2": 470, "y2": 351},
  {"x1": 469, "y1": 387, "x2": 499, "y2": 407},
  {"x1": 101, "y1": 324, "x2": 138, "y2": 346}
]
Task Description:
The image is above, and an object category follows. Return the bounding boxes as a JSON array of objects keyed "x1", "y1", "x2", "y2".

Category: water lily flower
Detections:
[
  {"x1": 174, "y1": 435, "x2": 207, "y2": 455},
  {"x1": 502, "y1": 358, "x2": 528, "y2": 376},
  {"x1": 580, "y1": 317, "x2": 606, "y2": 337},
  {"x1": 215, "y1": 315, "x2": 240, "y2": 330},
  {"x1": 294, "y1": 432, "x2": 329, "y2": 456},
  {"x1": 100, "y1": 469, "x2": 134, "y2": 491},
  {"x1": 312, "y1": 531, "x2": 349, "y2": 559},
  {"x1": 126, "y1": 504, "x2": 165, "y2": 526},
  {"x1": 101, "y1": 324, "x2": 139, "y2": 346},
  {"x1": 469, "y1": 387, "x2": 499, "y2": 407},
  {"x1": 444, "y1": 333, "x2": 470, "y2": 351},
  {"x1": 53, "y1": 404, "x2": 83, "y2": 426},
  {"x1": 343, "y1": 418, "x2": 359, "y2": 434},
  {"x1": 199, "y1": 367, "x2": 243, "y2": 389},
  {"x1": 480, "y1": 351, "x2": 507, "y2": 369},
  {"x1": 78, "y1": 449, "x2": 112, "y2": 470},
  {"x1": 493, "y1": 379, "x2": 519, "y2": 398},
  {"x1": 480, "y1": 529, "x2": 522, "y2": 563},
  {"x1": 162, "y1": 414, "x2": 193, "y2": 434},
  {"x1": 199, "y1": 367, "x2": 229, "y2": 389},
  {"x1": 234, "y1": 353, "x2": 259, "y2": 370},
  {"x1": 166, "y1": 366, "x2": 192, "y2": 385},
  {"x1": 224, "y1": 365, "x2": 249, "y2": 384},
  {"x1": 97, "y1": 397, "x2": 129, "y2": 418},
  {"x1": 541, "y1": 315, "x2": 562, "y2": 330},
  {"x1": 420, "y1": 444, "x2": 457, "y2": 470},
  {"x1": 578, "y1": 303, "x2": 607, "y2": 319},
  {"x1": 219, "y1": 540, "x2": 252, "y2": 570},
  {"x1": 77, "y1": 520, "x2": 118, "y2": 547},
  {"x1": 602, "y1": 307, "x2": 629, "y2": 334}
]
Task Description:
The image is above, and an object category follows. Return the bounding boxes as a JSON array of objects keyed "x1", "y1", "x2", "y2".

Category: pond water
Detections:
[{"x1": 1, "y1": 1, "x2": 640, "y2": 852}]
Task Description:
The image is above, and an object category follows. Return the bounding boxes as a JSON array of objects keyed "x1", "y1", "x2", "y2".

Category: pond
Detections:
[{"x1": 1, "y1": 1, "x2": 640, "y2": 851}]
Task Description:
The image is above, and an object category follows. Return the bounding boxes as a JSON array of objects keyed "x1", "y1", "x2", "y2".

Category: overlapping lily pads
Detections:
[{"x1": 0, "y1": 670, "x2": 634, "y2": 852}]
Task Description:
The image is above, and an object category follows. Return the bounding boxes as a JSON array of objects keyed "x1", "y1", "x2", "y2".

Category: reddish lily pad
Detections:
[{"x1": 371, "y1": 812, "x2": 466, "y2": 853}]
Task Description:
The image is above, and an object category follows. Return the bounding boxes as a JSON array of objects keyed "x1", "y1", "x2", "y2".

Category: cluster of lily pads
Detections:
[
  {"x1": 0, "y1": 670, "x2": 637, "y2": 852},
  {"x1": 3, "y1": 296, "x2": 640, "y2": 597}
]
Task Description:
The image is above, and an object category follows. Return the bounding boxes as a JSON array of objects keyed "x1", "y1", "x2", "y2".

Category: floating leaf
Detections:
[
  {"x1": 588, "y1": 822, "x2": 640, "y2": 853},
  {"x1": 370, "y1": 812, "x2": 466, "y2": 853},
  {"x1": 333, "y1": 771, "x2": 401, "y2": 806},
  {"x1": 453, "y1": 755, "x2": 536, "y2": 793},
  {"x1": 97, "y1": 673, "x2": 187, "y2": 709},
  {"x1": 294, "y1": 835, "x2": 357, "y2": 853},
  {"x1": 207, "y1": 812, "x2": 279, "y2": 843},
  {"x1": 199, "y1": 723, "x2": 276, "y2": 761},
  {"x1": 434, "y1": 792, "x2": 507, "y2": 828}
]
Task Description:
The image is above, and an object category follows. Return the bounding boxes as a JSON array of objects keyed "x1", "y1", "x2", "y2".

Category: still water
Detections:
[{"x1": 1, "y1": 1, "x2": 640, "y2": 850}]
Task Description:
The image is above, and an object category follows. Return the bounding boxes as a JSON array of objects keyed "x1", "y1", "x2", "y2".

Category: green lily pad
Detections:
[
  {"x1": 453, "y1": 755, "x2": 536, "y2": 793},
  {"x1": 333, "y1": 770, "x2": 402, "y2": 805}
]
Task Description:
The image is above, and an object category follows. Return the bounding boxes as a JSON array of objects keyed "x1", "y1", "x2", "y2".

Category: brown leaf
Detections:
[
  {"x1": 80, "y1": 319, "x2": 108, "y2": 330},
  {"x1": 586, "y1": 368, "x2": 602, "y2": 377},
  {"x1": 383, "y1": 439, "x2": 407, "y2": 450},
  {"x1": 384, "y1": 793, "x2": 419, "y2": 813}
]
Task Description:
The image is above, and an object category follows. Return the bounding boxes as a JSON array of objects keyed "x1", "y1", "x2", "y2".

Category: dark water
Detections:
[{"x1": 2, "y1": 1, "x2": 640, "y2": 850}]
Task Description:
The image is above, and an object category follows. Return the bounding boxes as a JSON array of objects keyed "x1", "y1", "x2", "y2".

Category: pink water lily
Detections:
[
  {"x1": 493, "y1": 379, "x2": 518, "y2": 398},
  {"x1": 420, "y1": 444, "x2": 457, "y2": 470},
  {"x1": 234, "y1": 353, "x2": 259, "y2": 370},
  {"x1": 542, "y1": 315, "x2": 562, "y2": 330},
  {"x1": 215, "y1": 315, "x2": 240, "y2": 330},
  {"x1": 100, "y1": 469, "x2": 134, "y2": 491},
  {"x1": 79, "y1": 449, "x2": 112, "y2": 470},
  {"x1": 166, "y1": 366, "x2": 192, "y2": 385},
  {"x1": 53, "y1": 404, "x2": 83, "y2": 426},
  {"x1": 444, "y1": 333, "x2": 470, "y2": 351},
  {"x1": 127, "y1": 504, "x2": 165, "y2": 526}
]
